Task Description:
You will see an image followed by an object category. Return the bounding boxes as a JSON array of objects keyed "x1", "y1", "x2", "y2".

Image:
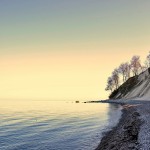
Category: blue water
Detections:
[{"x1": 0, "y1": 101, "x2": 122, "y2": 150}]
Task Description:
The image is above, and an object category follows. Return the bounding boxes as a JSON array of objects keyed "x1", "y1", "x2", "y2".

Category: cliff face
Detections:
[{"x1": 109, "y1": 68, "x2": 150, "y2": 100}]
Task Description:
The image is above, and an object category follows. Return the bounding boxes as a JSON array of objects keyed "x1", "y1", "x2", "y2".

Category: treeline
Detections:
[{"x1": 105, "y1": 52, "x2": 150, "y2": 93}]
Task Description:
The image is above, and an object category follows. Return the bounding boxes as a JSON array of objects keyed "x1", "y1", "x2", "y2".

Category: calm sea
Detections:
[{"x1": 0, "y1": 101, "x2": 122, "y2": 150}]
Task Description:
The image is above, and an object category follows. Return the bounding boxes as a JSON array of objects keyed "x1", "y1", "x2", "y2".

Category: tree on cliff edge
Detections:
[
  {"x1": 105, "y1": 77, "x2": 114, "y2": 92},
  {"x1": 112, "y1": 68, "x2": 120, "y2": 90},
  {"x1": 146, "y1": 51, "x2": 150, "y2": 68},
  {"x1": 130, "y1": 56, "x2": 141, "y2": 76},
  {"x1": 118, "y1": 62, "x2": 131, "y2": 82}
]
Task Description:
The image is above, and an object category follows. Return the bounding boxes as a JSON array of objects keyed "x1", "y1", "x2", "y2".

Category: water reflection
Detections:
[
  {"x1": 107, "y1": 103, "x2": 122, "y2": 128},
  {"x1": 0, "y1": 101, "x2": 121, "y2": 150}
]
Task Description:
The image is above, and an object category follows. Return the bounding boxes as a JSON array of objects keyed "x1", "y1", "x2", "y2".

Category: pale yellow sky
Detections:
[
  {"x1": 0, "y1": 48, "x2": 149, "y2": 101},
  {"x1": 0, "y1": 1, "x2": 150, "y2": 100}
]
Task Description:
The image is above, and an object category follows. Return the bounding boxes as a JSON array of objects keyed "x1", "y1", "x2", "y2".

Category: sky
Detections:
[{"x1": 0, "y1": 0, "x2": 150, "y2": 101}]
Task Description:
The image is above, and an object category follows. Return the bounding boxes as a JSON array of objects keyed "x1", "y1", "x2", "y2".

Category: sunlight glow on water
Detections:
[{"x1": 0, "y1": 101, "x2": 122, "y2": 150}]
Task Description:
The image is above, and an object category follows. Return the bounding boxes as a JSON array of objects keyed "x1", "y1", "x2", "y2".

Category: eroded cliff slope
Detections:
[{"x1": 109, "y1": 68, "x2": 150, "y2": 100}]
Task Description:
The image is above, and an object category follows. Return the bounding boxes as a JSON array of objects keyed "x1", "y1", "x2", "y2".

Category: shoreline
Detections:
[{"x1": 95, "y1": 100, "x2": 150, "y2": 150}]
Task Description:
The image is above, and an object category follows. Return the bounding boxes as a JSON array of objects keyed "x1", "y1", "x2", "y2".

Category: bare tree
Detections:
[
  {"x1": 105, "y1": 77, "x2": 114, "y2": 92},
  {"x1": 112, "y1": 68, "x2": 120, "y2": 90},
  {"x1": 118, "y1": 62, "x2": 131, "y2": 83},
  {"x1": 130, "y1": 56, "x2": 141, "y2": 76},
  {"x1": 118, "y1": 63, "x2": 126, "y2": 82},
  {"x1": 124, "y1": 62, "x2": 131, "y2": 80},
  {"x1": 145, "y1": 52, "x2": 150, "y2": 68},
  {"x1": 144, "y1": 60, "x2": 149, "y2": 69},
  {"x1": 105, "y1": 54, "x2": 147, "y2": 95}
]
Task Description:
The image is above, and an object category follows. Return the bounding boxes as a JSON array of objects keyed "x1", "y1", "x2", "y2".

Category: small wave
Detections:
[{"x1": 0, "y1": 102, "x2": 121, "y2": 150}]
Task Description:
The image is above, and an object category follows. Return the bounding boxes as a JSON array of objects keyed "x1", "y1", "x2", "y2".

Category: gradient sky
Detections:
[{"x1": 0, "y1": 0, "x2": 150, "y2": 100}]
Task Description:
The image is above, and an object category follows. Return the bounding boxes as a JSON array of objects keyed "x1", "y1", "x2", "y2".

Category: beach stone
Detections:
[{"x1": 95, "y1": 105, "x2": 141, "y2": 150}]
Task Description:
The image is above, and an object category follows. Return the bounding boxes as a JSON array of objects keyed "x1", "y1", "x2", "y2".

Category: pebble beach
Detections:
[{"x1": 95, "y1": 100, "x2": 150, "y2": 150}]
